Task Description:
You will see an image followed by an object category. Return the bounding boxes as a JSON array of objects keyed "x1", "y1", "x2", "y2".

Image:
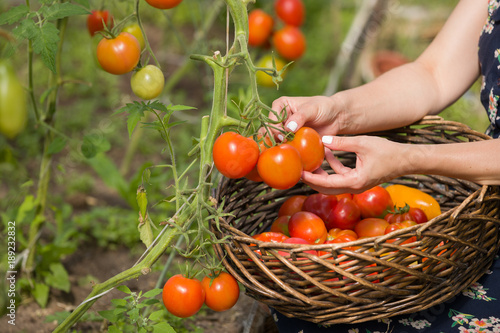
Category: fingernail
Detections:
[
  {"x1": 286, "y1": 121, "x2": 298, "y2": 132},
  {"x1": 322, "y1": 136, "x2": 333, "y2": 144},
  {"x1": 278, "y1": 134, "x2": 284, "y2": 142}
]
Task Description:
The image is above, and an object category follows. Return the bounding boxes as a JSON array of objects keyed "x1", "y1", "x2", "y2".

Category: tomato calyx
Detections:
[{"x1": 386, "y1": 203, "x2": 411, "y2": 215}]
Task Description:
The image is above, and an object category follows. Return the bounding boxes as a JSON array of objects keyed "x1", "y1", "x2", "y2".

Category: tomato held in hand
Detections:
[
  {"x1": 278, "y1": 195, "x2": 307, "y2": 217},
  {"x1": 302, "y1": 193, "x2": 337, "y2": 222},
  {"x1": 201, "y1": 272, "x2": 240, "y2": 312},
  {"x1": 273, "y1": 25, "x2": 306, "y2": 61},
  {"x1": 326, "y1": 197, "x2": 361, "y2": 230},
  {"x1": 245, "y1": 135, "x2": 272, "y2": 182},
  {"x1": 257, "y1": 144, "x2": 303, "y2": 190},
  {"x1": 0, "y1": 60, "x2": 27, "y2": 139},
  {"x1": 248, "y1": 9, "x2": 274, "y2": 47},
  {"x1": 213, "y1": 132, "x2": 260, "y2": 179},
  {"x1": 97, "y1": 32, "x2": 141, "y2": 75},
  {"x1": 145, "y1": 0, "x2": 183, "y2": 9},
  {"x1": 288, "y1": 211, "x2": 327, "y2": 244},
  {"x1": 87, "y1": 10, "x2": 113, "y2": 36},
  {"x1": 353, "y1": 186, "x2": 393, "y2": 219},
  {"x1": 122, "y1": 23, "x2": 145, "y2": 50},
  {"x1": 288, "y1": 127, "x2": 324, "y2": 172},
  {"x1": 131, "y1": 65, "x2": 165, "y2": 100},
  {"x1": 354, "y1": 218, "x2": 389, "y2": 238},
  {"x1": 162, "y1": 274, "x2": 205, "y2": 318},
  {"x1": 274, "y1": 0, "x2": 305, "y2": 26},
  {"x1": 385, "y1": 184, "x2": 441, "y2": 220}
]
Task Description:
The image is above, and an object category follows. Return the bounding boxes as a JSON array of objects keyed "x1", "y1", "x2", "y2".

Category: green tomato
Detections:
[
  {"x1": 130, "y1": 65, "x2": 165, "y2": 100},
  {"x1": 256, "y1": 54, "x2": 287, "y2": 87},
  {"x1": 122, "y1": 23, "x2": 146, "y2": 50},
  {"x1": 0, "y1": 60, "x2": 27, "y2": 139}
]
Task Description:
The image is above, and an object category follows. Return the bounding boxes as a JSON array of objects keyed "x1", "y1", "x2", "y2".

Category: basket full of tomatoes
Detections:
[{"x1": 210, "y1": 116, "x2": 500, "y2": 325}]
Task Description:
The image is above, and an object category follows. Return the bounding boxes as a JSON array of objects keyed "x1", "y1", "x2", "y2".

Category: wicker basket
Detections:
[{"x1": 210, "y1": 116, "x2": 500, "y2": 325}]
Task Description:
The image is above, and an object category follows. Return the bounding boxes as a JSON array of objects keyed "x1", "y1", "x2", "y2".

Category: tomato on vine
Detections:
[
  {"x1": 288, "y1": 127, "x2": 324, "y2": 172},
  {"x1": 87, "y1": 10, "x2": 114, "y2": 37},
  {"x1": 201, "y1": 272, "x2": 240, "y2": 312},
  {"x1": 162, "y1": 274, "x2": 205, "y2": 318},
  {"x1": 0, "y1": 60, "x2": 27, "y2": 139},
  {"x1": 273, "y1": 25, "x2": 306, "y2": 61},
  {"x1": 122, "y1": 23, "x2": 146, "y2": 50},
  {"x1": 248, "y1": 9, "x2": 274, "y2": 47},
  {"x1": 275, "y1": 0, "x2": 305, "y2": 26},
  {"x1": 213, "y1": 132, "x2": 260, "y2": 179},
  {"x1": 257, "y1": 144, "x2": 303, "y2": 190},
  {"x1": 97, "y1": 32, "x2": 141, "y2": 75},
  {"x1": 256, "y1": 54, "x2": 287, "y2": 87},
  {"x1": 131, "y1": 65, "x2": 165, "y2": 100},
  {"x1": 145, "y1": 0, "x2": 183, "y2": 10},
  {"x1": 245, "y1": 135, "x2": 272, "y2": 182}
]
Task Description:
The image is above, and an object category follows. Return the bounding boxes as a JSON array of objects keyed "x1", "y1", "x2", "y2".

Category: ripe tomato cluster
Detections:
[
  {"x1": 252, "y1": 185, "x2": 439, "y2": 253},
  {"x1": 213, "y1": 127, "x2": 324, "y2": 190},
  {"x1": 162, "y1": 271, "x2": 240, "y2": 318}
]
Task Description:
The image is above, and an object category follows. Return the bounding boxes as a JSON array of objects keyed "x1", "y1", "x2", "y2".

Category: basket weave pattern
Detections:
[{"x1": 211, "y1": 116, "x2": 500, "y2": 324}]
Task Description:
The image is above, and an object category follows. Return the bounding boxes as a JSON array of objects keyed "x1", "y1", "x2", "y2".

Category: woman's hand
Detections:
[{"x1": 302, "y1": 135, "x2": 412, "y2": 194}]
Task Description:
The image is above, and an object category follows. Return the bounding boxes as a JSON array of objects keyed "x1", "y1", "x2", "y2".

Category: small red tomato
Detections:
[
  {"x1": 96, "y1": 32, "x2": 141, "y2": 75},
  {"x1": 325, "y1": 197, "x2": 361, "y2": 230},
  {"x1": 270, "y1": 215, "x2": 291, "y2": 236},
  {"x1": 288, "y1": 127, "x2": 325, "y2": 172},
  {"x1": 162, "y1": 274, "x2": 205, "y2": 318},
  {"x1": 87, "y1": 10, "x2": 114, "y2": 37},
  {"x1": 145, "y1": 0, "x2": 183, "y2": 9},
  {"x1": 384, "y1": 220, "x2": 418, "y2": 244},
  {"x1": 288, "y1": 211, "x2": 327, "y2": 244},
  {"x1": 302, "y1": 193, "x2": 338, "y2": 222},
  {"x1": 273, "y1": 25, "x2": 306, "y2": 61},
  {"x1": 257, "y1": 144, "x2": 303, "y2": 190},
  {"x1": 353, "y1": 186, "x2": 393, "y2": 219},
  {"x1": 248, "y1": 9, "x2": 274, "y2": 47},
  {"x1": 409, "y1": 207, "x2": 428, "y2": 224},
  {"x1": 274, "y1": 0, "x2": 305, "y2": 26},
  {"x1": 278, "y1": 195, "x2": 307, "y2": 217},
  {"x1": 213, "y1": 132, "x2": 260, "y2": 179},
  {"x1": 280, "y1": 237, "x2": 318, "y2": 256},
  {"x1": 252, "y1": 231, "x2": 289, "y2": 243},
  {"x1": 354, "y1": 218, "x2": 389, "y2": 238},
  {"x1": 201, "y1": 272, "x2": 240, "y2": 312}
]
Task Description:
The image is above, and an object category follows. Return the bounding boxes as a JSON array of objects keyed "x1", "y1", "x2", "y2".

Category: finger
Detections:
[
  {"x1": 321, "y1": 135, "x2": 364, "y2": 153},
  {"x1": 324, "y1": 149, "x2": 351, "y2": 175}
]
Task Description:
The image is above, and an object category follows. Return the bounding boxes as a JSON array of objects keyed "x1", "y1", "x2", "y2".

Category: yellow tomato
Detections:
[
  {"x1": 385, "y1": 184, "x2": 441, "y2": 220},
  {"x1": 122, "y1": 23, "x2": 146, "y2": 50},
  {"x1": 256, "y1": 54, "x2": 286, "y2": 87}
]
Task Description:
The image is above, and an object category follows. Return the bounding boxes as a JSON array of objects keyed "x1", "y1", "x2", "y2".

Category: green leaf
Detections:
[
  {"x1": 32, "y1": 22, "x2": 60, "y2": 73},
  {"x1": 167, "y1": 104, "x2": 196, "y2": 112},
  {"x1": 136, "y1": 186, "x2": 148, "y2": 222},
  {"x1": 81, "y1": 135, "x2": 97, "y2": 158},
  {"x1": 142, "y1": 288, "x2": 162, "y2": 298},
  {"x1": 153, "y1": 322, "x2": 176, "y2": 333},
  {"x1": 43, "y1": 3, "x2": 90, "y2": 20},
  {"x1": 47, "y1": 136, "x2": 67, "y2": 155},
  {"x1": 117, "y1": 285, "x2": 132, "y2": 294},
  {"x1": 32, "y1": 282, "x2": 50, "y2": 308},
  {"x1": 127, "y1": 308, "x2": 140, "y2": 322},
  {"x1": 12, "y1": 18, "x2": 38, "y2": 40},
  {"x1": 111, "y1": 298, "x2": 128, "y2": 307},
  {"x1": 98, "y1": 310, "x2": 118, "y2": 323},
  {"x1": 115, "y1": 102, "x2": 146, "y2": 138},
  {"x1": 0, "y1": 5, "x2": 29, "y2": 25},
  {"x1": 166, "y1": 120, "x2": 187, "y2": 129},
  {"x1": 45, "y1": 263, "x2": 70, "y2": 292},
  {"x1": 148, "y1": 310, "x2": 165, "y2": 322},
  {"x1": 108, "y1": 326, "x2": 122, "y2": 333},
  {"x1": 138, "y1": 214, "x2": 154, "y2": 248},
  {"x1": 72, "y1": 0, "x2": 90, "y2": 10}
]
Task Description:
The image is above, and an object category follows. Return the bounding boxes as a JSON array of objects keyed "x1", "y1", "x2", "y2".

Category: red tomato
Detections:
[
  {"x1": 354, "y1": 218, "x2": 389, "y2": 238},
  {"x1": 201, "y1": 272, "x2": 240, "y2": 312},
  {"x1": 288, "y1": 127, "x2": 324, "y2": 172},
  {"x1": 213, "y1": 132, "x2": 260, "y2": 179},
  {"x1": 327, "y1": 228, "x2": 358, "y2": 240},
  {"x1": 96, "y1": 32, "x2": 141, "y2": 75},
  {"x1": 384, "y1": 204, "x2": 428, "y2": 224},
  {"x1": 325, "y1": 197, "x2": 361, "y2": 230},
  {"x1": 302, "y1": 193, "x2": 337, "y2": 222},
  {"x1": 162, "y1": 274, "x2": 205, "y2": 318},
  {"x1": 288, "y1": 211, "x2": 327, "y2": 244},
  {"x1": 273, "y1": 25, "x2": 306, "y2": 61},
  {"x1": 280, "y1": 237, "x2": 318, "y2": 256},
  {"x1": 274, "y1": 0, "x2": 305, "y2": 26},
  {"x1": 257, "y1": 144, "x2": 303, "y2": 190},
  {"x1": 245, "y1": 135, "x2": 272, "y2": 182},
  {"x1": 145, "y1": 0, "x2": 183, "y2": 9},
  {"x1": 87, "y1": 10, "x2": 113, "y2": 37},
  {"x1": 353, "y1": 186, "x2": 393, "y2": 219},
  {"x1": 270, "y1": 215, "x2": 290, "y2": 236},
  {"x1": 248, "y1": 9, "x2": 274, "y2": 47},
  {"x1": 409, "y1": 207, "x2": 428, "y2": 224},
  {"x1": 252, "y1": 231, "x2": 289, "y2": 243},
  {"x1": 384, "y1": 220, "x2": 418, "y2": 244},
  {"x1": 278, "y1": 195, "x2": 307, "y2": 217},
  {"x1": 336, "y1": 193, "x2": 353, "y2": 201}
]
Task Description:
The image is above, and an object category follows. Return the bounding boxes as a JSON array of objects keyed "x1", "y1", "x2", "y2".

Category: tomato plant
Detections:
[
  {"x1": 302, "y1": 193, "x2": 337, "y2": 222},
  {"x1": 257, "y1": 144, "x2": 303, "y2": 190},
  {"x1": 353, "y1": 186, "x2": 393, "y2": 219},
  {"x1": 256, "y1": 54, "x2": 287, "y2": 87},
  {"x1": 288, "y1": 127, "x2": 324, "y2": 172},
  {"x1": 131, "y1": 65, "x2": 165, "y2": 100},
  {"x1": 385, "y1": 184, "x2": 442, "y2": 220},
  {"x1": 354, "y1": 218, "x2": 389, "y2": 238},
  {"x1": 122, "y1": 23, "x2": 146, "y2": 50},
  {"x1": 325, "y1": 197, "x2": 361, "y2": 230},
  {"x1": 288, "y1": 211, "x2": 327, "y2": 244},
  {"x1": 248, "y1": 9, "x2": 274, "y2": 47},
  {"x1": 145, "y1": 0, "x2": 183, "y2": 10},
  {"x1": 87, "y1": 10, "x2": 113, "y2": 37},
  {"x1": 278, "y1": 195, "x2": 307, "y2": 217},
  {"x1": 213, "y1": 132, "x2": 260, "y2": 179},
  {"x1": 201, "y1": 272, "x2": 240, "y2": 312},
  {"x1": 274, "y1": 0, "x2": 305, "y2": 26},
  {"x1": 162, "y1": 274, "x2": 205, "y2": 318},
  {"x1": 96, "y1": 32, "x2": 141, "y2": 75},
  {"x1": 0, "y1": 60, "x2": 27, "y2": 139},
  {"x1": 273, "y1": 25, "x2": 306, "y2": 60},
  {"x1": 270, "y1": 215, "x2": 291, "y2": 236}
]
